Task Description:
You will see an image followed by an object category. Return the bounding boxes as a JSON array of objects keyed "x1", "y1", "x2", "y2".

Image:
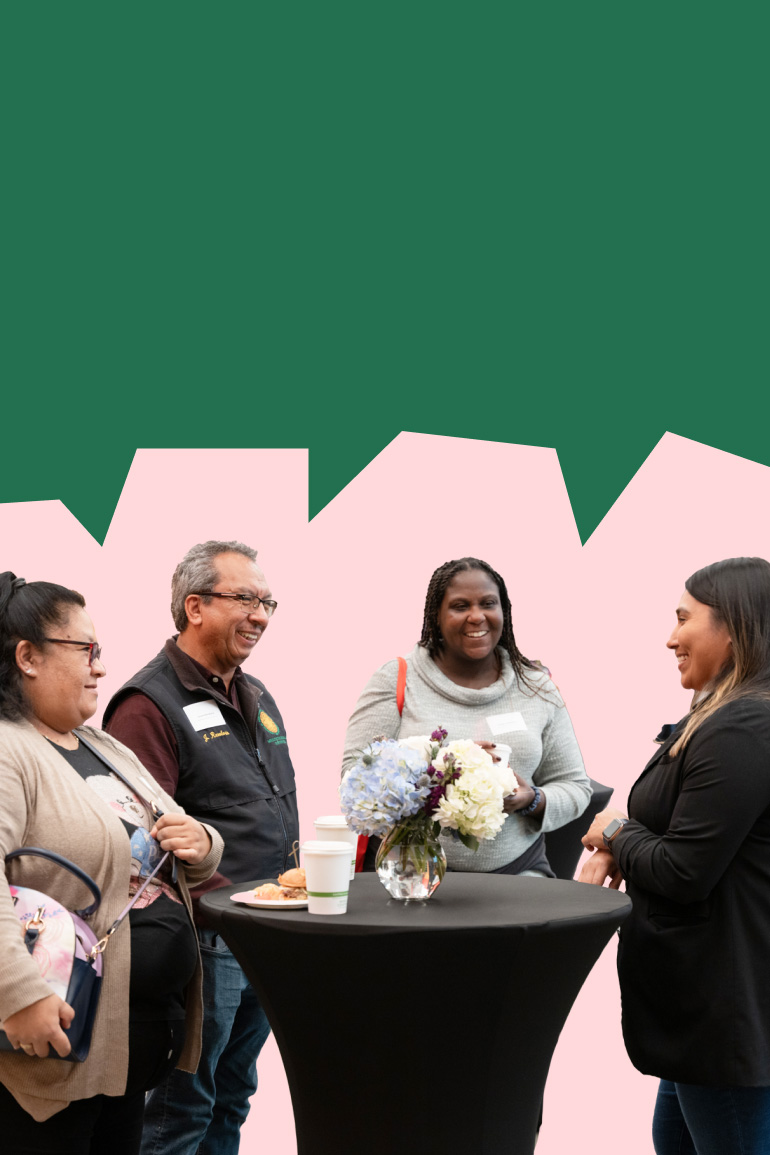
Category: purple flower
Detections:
[{"x1": 423, "y1": 782, "x2": 448, "y2": 813}]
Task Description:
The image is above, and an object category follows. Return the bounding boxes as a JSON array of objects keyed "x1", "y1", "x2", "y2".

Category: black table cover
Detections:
[{"x1": 202, "y1": 873, "x2": 630, "y2": 1155}]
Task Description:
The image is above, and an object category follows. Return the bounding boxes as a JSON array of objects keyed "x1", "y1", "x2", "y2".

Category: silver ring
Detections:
[{"x1": 20, "y1": 1043, "x2": 35, "y2": 1055}]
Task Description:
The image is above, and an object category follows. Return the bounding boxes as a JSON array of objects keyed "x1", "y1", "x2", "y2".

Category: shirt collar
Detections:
[{"x1": 164, "y1": 637, "x2": 243, "y2": 702}]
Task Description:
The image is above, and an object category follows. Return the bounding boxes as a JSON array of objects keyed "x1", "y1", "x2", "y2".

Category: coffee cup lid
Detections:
[{"x1": 301, "y1": 840, "x2": 352, "y2": 855}]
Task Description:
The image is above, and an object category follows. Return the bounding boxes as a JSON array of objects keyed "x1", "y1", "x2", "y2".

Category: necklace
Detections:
[{"x1": 33, "y1": 720, "x2": 79, "y2": 750}]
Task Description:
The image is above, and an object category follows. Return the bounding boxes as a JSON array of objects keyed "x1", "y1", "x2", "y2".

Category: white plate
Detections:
[{"x1": 230, "y1": 889, "x2": 308, "y2": 909}]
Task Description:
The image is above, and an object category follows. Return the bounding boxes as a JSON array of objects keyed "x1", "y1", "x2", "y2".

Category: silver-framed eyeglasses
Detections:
[
  {"x1": 43, "y1": 638, "x2": 103, "y2": 665},
  {"x1": 197, "y1": 592, "x2": 278, "y2": 618}
]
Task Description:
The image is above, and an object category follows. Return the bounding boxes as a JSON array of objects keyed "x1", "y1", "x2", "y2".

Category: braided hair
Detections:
[
  {"x1": 418, "y1": 557, "x2": 539, "y2": 684},
  {"x1": 0, "y1": 571, "x2": 85, "y2": 721}
]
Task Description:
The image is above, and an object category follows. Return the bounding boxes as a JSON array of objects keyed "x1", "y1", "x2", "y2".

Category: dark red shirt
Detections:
[{"x1": 105, "y1": 647, "x2": 250, "y2": 921}]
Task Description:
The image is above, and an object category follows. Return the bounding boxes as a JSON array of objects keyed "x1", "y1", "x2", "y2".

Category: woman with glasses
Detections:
[
  {"x1": 0, "y1": 571, "x2": 223, "y2": 1154},
  {"x1": 581, "y1": 558, "x2": 770, "y2": 1154},
  {"x1": 342, "y1": 557, "x2": 590, "y2": 877}
]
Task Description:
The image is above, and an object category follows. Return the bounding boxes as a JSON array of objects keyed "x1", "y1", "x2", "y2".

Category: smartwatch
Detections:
[{"x1": 602, "y1": 818, "x2": 628, "y2": 848}]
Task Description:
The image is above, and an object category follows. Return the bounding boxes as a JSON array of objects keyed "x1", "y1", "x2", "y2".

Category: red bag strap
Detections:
[
  {"x1": 396, "y1": 656, "x2": 407, "y2": 716},
  {"x1": 355, "y1": 657, "x2": 407, "y2": 873}
]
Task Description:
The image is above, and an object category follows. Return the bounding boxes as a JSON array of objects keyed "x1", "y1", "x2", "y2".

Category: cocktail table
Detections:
[{"x1": 202, "y1": 873, "x2": 630, "y2": 1155}]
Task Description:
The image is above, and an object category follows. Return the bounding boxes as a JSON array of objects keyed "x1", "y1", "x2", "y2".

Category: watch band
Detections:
[{"x1": 518, "y1": 786, "x2": 542, "y2": 816}]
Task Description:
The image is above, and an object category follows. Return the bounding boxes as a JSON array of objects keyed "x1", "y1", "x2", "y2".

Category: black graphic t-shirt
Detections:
[{"x1": 54, "y1": 739, "x2": 198, "y2": 1020}]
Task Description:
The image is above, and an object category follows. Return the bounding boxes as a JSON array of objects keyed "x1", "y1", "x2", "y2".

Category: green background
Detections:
[{"x1": 3, "y1": 4, "x2": 767, "y2": 543}]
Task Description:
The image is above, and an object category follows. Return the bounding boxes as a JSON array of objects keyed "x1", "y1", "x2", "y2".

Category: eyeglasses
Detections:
[
  {"x1": 196, "y1": 592, "x2": 278, "y2": 618},
  {"x1": 43, "y1": 639, "x2": 103, "y2": 665}
]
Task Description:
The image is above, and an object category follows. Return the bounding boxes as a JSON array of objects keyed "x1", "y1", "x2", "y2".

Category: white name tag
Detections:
[
  {"x1": 486, "y1": 711, "x2": 527, "y2": 736},
  {"x1": 183, "y1": 699, "x2": 227, "y2": 731}
]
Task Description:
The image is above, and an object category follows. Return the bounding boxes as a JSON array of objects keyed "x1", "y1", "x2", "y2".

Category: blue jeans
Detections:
[
  {"x1": 140, "y1": 929, "x2": 271, "y2": 1155},
  {"x1": 653, "y1": 1079, "x2": 770, "y2": 1154}
]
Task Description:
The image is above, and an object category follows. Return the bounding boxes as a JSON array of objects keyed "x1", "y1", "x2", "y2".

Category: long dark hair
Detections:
[
  {"x1": 0, "y1": 571, "x2": 85, "y2": 721},
  {"x1": 673, "y1": 557, "x2": 770, "y2": 753},
  {"x1": 418, "y1": 557, "x2": 540, "y2": 686}
]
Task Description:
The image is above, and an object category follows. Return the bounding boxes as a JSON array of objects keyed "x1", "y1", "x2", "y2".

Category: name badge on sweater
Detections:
[
  {"x1": 486, "y1": 711, "x2": 527, "y2": 736},
  {"x1": 183, "y1": 699, "x2": 227, "y2": 731}
]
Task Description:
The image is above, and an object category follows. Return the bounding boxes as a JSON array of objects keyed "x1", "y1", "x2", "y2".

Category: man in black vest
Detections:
[{"x1": 104, "y1": 540, "x2": 299, "y2": 1155}]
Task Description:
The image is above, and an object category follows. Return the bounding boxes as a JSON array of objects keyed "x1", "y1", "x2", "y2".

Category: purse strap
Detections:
[
  {"x1": 77, "y1": 732, "x2": 165, "y2": 819},
  {"x1": 74, "y1": 733, "x2": 176, "y2": 954},
  {"x1": 396, "y1": 656, "x2": 407, "y2": 716},
  {"x1": 6, "y1": 846, "x2": 171, "y2": 961},
  {"x1": 355, "y1": 657, "x2": 407, "y2": 873},
  {"x1": 5, "y1": 848, "x2": 101, "y2": 917},
  {"x1": 77, "y1": 731, "x2": 178, "y2": 887},
  {"x1": 90, "y1": 849, "x2": 170, "y2": 959}
]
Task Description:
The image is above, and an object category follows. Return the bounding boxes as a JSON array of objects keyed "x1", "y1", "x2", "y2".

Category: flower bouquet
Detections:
[{"x1": 339, "y1": 728, "x2": 516, "y2": 901}]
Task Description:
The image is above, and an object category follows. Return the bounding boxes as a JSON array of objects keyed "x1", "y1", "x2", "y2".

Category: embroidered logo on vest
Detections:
[
  {"x1": 258, "y1": 709, "x2": 287, "y2": 745},
  {"x1": 258, "y1": 710, "x2": 279, "y2": 734}
]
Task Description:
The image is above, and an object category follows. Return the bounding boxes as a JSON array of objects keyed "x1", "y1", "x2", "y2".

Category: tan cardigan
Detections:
[{"x1": 0, "y1": 719, "x2": 224, "y2": 1121}]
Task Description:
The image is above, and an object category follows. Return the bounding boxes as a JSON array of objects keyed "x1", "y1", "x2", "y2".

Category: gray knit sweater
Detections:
[{"x1": 342, "y1": 644, "x2": 590, "y2": 872}]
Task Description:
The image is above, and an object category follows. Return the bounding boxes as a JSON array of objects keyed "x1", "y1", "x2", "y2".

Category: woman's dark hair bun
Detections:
[{"x1": 0, "y1": 572, "x2": 27, "y2": 618}]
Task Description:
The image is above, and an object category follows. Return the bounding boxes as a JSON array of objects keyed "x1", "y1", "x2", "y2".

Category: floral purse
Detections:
[{"x1": 0, "y1": 848, "x2": 104, "y2": 1062}]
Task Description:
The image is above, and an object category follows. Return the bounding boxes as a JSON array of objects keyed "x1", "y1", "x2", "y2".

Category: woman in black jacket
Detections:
[{"x1": 580, "y1": 557, "x2": 770, "y2": 1155}]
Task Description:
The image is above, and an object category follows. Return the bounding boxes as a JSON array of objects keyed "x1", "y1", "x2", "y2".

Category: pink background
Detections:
[{"x1": 3, "y1": 433, "x2": 770, "y2": 1153}]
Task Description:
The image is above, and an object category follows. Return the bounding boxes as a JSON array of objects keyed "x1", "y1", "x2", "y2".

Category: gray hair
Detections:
[{"x1": 171, "y1": 540, "x2": 258, "y2": 631}]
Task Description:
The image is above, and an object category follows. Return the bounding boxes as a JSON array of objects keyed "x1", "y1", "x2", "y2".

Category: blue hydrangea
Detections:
[{"x1": 339, "y1": 740, "x2": 432, "y2": 836}]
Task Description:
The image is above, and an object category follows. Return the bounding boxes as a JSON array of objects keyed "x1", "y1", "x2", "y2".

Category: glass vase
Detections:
[{"x1": 375, "y1": 822, "x2": 447, "y2": 902}]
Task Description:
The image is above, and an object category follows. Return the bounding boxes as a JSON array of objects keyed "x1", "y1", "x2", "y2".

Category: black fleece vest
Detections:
[{"x1": 103, "y1": 648, "x2": 299, "y2": 883}]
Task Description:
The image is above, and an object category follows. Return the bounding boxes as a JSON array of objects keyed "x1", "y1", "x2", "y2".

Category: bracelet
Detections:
[{"x1": 518, "y1": 786, "x2": 542, "y2": 816}]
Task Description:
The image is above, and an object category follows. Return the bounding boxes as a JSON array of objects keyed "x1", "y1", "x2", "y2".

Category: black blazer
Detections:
[{"x1": 614, "y1": 697, "x2": 770, "y2": 1086}]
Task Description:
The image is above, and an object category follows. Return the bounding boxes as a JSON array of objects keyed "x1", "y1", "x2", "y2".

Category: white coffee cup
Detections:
[
  {"x1": 313, "y1": 815, "x2": 358, "y2": 879},
  {"x1": 494, "y1": 743, "x2": 512, "y2": 768},
  {"x1": 301, "y1": 840, "x2": 352, "y2": 915}
]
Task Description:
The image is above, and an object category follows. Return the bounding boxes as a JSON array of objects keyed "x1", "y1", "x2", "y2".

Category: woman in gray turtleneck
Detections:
[{"x1": 341, "y1": 557, "x2": 590, "y2": 877}]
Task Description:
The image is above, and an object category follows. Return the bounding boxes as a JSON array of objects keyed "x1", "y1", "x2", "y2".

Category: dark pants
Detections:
[
  {"x1": 653, "y1": 1079, "x2": 770, "y2": 1155},
  {"x1": 140, "y1": 930, "x2": 271, "y2": 1155},
  {"x1": 0, "y1": 1019, "x2": 185, "y2": 1155}
]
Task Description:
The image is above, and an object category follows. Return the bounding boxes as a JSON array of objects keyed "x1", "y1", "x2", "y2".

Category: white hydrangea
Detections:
[
  {"x1": 431, "y1": 739, "x2": 513, "y2": 842},
  {"x1": 397, "y1": 735, "x2": 435, "y2": 763},
  {"x1": 432, "y1": 738, "x2": 493, "y2": 776}
]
